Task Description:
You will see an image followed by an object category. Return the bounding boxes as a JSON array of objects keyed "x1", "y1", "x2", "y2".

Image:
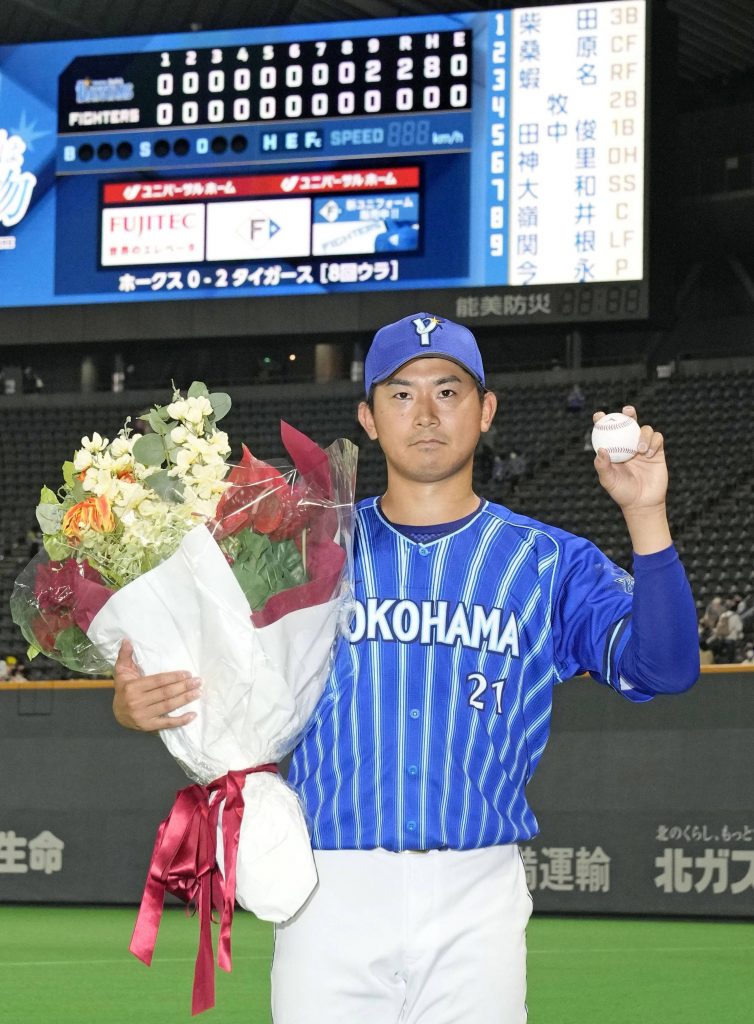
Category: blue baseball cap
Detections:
[{"x1": 364, "y1": 313, "x2": 485, "y2": 395}]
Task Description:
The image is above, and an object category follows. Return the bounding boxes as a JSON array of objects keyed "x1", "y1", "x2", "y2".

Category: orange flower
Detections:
[{"x1": 61, "y1": 495, "x2": 116, "y2": 543}]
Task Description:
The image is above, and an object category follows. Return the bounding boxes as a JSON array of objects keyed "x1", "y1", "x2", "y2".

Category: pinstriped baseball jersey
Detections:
[{"x1": 288, "y1": 497, "x2": 647, "y2": 852}]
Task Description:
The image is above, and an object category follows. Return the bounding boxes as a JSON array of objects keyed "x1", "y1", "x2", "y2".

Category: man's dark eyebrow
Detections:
[{"x1": 383, "y1": 374, "x2": 463, "y2": 387}]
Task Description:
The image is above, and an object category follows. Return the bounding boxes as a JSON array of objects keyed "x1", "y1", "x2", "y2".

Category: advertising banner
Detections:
[{"x1": 1, "y1": 672, "x2": 751, "y2": 915}]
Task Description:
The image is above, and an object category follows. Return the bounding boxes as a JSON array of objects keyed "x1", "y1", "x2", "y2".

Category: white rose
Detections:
[
  {"x1": 193, "y1": 498, "x2": 218, "y2": 519},
  {"x1": 73, "y1": 449, "x2": 93, "y2": 473},
  {"x1": 209, "y1": 430, "x2": 229, "y2": 448},
  {"x1": 194, "y1": 481, "x2": 214, "y2": 501},
  {"x1": 190, "y1": 462, "x2": 216, "y2": 482},
  {"x1": 167, "y1": 400, "x2": 188, "y2": 420},
  {"x1": 183, "y1": 398, "x2": 204, "y2": 424},
  {"x1": 81, "y1": 431, "x2": 108, "y2": 453},
  {"x1": 181, "y1": 482, "x2": 198, "y2": 506},
  {"x1": 138, "y1": 498, "x2": 158, "y2": 517},
  {"x1": 184, "y1": 395, "x2": 213, "y2": 423},
  {"x1": 175, "y1": 448, "x2": 196, "y2": 472},
  {"x1": 110, "y1": 437, "x2": 131, "y2": 458},
  {"x1": 92, "y1": 472, "x2": 119, "y2": 502},
  {"x1": 185, "y1": 434, "x2": 209, "y2": 454}
]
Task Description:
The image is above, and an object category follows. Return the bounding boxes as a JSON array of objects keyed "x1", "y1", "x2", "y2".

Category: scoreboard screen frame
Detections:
[{"x1": 0, "y1": 0, "x2": 657, "y2": 339}]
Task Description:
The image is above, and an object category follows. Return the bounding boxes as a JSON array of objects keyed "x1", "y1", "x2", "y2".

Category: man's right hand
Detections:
[{"x1": 113, "y1": 639, "x2": 201, "y2": 732}]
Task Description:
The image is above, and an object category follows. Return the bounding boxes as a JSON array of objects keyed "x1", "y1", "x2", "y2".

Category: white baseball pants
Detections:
[{"x1": 271, "y1": 844, "x2": 533, "y2": 1023}]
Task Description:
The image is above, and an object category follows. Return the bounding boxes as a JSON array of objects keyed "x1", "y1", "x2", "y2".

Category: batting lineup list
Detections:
[{"x1": 502, "y1": 2, "x2": 645, "y2": 286}]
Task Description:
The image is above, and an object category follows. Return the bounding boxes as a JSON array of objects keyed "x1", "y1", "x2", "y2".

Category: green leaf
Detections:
[
  {"x1": 133, "y1": 432, "x2": 166, "y2": 467},
  {"x1": 43, "y1": 534, "x2": 72, "y2": 560},
  {"x1": 209, "y1": 392, "x2": 231, "y2": 421},
  {"x1": 231, "y1": 560, "x2": 270, "y2": 610},
  {"x1": 273, "y1": 538, "x2": 307, "y2": 587},
  {"x1": 71, "y1": 479, "x2": 87, "y2": 501},
  {"x1": 143, "y1": 469, "x2": 185, "y2": 502},
  {"x1": 229, "y1": 532, "x2": 306, "y2": 610},
  {"x1": 237, "y1": 530, "x2": 269, "y2": 561},
  {"x1": 36, "y1": 502, "x2": 65, "y2": 535},
  {"x1": 27, "y1": 644, "x2": 41, "y2": 661},
  {"x1": 62, "y1": 462, "x2": 76, "y2": 489},
  {"x1": 187, "y1": 381, "x2": 210, "y2": 400},
  {"x1": 55, "y1": 625, "x2": 89, "y2": 663},
  {"x1": 147, "y1": 410, "x2": 171, "y2": 435},
  {"x1": 39, "y1": 485, "x2": 60, "y2": 506}
]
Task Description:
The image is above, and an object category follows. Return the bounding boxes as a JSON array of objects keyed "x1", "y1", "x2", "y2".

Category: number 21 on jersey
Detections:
[{"x1": 467, "y1": 672, "x2": 507, "y2": 714}]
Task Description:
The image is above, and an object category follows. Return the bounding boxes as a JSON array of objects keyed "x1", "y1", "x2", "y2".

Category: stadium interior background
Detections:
[
  {"x1": 0, "y1": 8, "x2": 752, "y2": 1021},
  {"x1": 2, "y1": 0, "x2": 754, "y2": 675}
]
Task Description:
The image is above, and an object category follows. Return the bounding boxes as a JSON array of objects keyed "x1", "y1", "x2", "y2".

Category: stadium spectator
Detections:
[
  {"x1": 5, "y1": 656, "x2": 25, "y2": 681},
  {"x1": 489, "y1": 452, "x2": 507, "y2": 485},
  {"x1": 22, "y1": 365, "x2": 44, "y2": 394},
  {"x1": 700, "y1": 595, "x2": 724, "y2": 632},
  {"x1": 566, "y1": 383, "x2": 586, "y2": 412},
  {"x1": 719, "y1": 597, "x2": 744, "y2": 642},
  {"x1": 708, "y1": 598, "x2": 744, "y2": 663},
  {"x1": 507, "y1": 449, "x2": 529, "y2": 493},
  {"x1": 736, "y1": 592, "x2": 754, "y2": 626}
]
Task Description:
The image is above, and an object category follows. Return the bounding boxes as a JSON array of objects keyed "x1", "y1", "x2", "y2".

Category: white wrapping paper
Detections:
[{"x1": 87, "y1": 523, "x2": 343, "y2": 921}]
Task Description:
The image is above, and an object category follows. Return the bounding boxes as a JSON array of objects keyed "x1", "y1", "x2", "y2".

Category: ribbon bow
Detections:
[{"x1": 129, "y1": 764, "x2": 278, "y2": 1015}]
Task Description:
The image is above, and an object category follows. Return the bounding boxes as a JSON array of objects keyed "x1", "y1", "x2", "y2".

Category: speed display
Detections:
[{"x1": 0, "y1": 2, "x2": 649, "y2": 324}]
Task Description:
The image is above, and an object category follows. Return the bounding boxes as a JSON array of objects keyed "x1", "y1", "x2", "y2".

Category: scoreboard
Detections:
[{"x1": 0, "y1": 1, "x2": 650, "y2": 325}]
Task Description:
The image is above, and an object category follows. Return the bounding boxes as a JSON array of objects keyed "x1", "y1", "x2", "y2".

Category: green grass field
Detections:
[{"x1": 1, "y1": 906, "x2": 751, "y2": 1023}]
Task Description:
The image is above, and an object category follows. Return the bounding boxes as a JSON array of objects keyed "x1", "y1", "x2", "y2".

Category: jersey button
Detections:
[
  {"x1": 406, "y1": 820, "x2": 417, "y2": 832},
  {"x1": 418, "y1": 545, "x2": 429, "y2": 556},
  {"x1": 409, "y1": 708, "x2": 420, "y2": 719},
  {"x1": 408, "y1": 765, "x2": 418, "y2": 776}
]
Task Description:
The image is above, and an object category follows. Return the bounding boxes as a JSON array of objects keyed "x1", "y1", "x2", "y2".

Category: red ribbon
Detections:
[{"x1": 129, "y1": 764, "x2": 278, "y2": 1016}]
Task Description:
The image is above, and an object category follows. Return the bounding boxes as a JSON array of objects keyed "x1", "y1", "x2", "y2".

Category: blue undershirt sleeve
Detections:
[{"x1": 617, "y1": 544, "x2": 700, "y2": 695}]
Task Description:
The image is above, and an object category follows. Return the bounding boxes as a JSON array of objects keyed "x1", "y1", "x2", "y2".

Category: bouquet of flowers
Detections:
[{"x1": 11, "y1": 383, "x2": 357, "y2": 1014}]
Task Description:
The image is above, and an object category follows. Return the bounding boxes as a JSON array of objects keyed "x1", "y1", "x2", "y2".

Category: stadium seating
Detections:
[{"x1": 2, "y1": 362, "x2": 752, "y2": 676}]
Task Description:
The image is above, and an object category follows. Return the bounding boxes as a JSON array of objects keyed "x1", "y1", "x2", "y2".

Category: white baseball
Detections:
[{"x1": 591, "y1": 412, "x2": 641, "y2": 463}]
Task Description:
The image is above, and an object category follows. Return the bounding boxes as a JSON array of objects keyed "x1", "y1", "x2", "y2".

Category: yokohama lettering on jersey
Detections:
[
  {"x1": 288, "y1": 498, "x2": 644, "y2": 853},
  {"x1": 348, "y1": 597, "x2": 520, "y2": 655}
]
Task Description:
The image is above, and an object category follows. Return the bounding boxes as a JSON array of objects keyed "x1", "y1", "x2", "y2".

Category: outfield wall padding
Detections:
[{"x1": 0, "y1": 671, "x2": 752, "y2": 917}]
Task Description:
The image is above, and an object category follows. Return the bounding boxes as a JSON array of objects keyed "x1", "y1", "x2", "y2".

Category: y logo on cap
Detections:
[{"x1": 412, "y1": 315, "x2": 443, "y2": 347}]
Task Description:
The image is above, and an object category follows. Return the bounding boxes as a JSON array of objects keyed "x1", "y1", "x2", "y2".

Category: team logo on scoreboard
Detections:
[
  {"x1": 412, "y1": 315, "x2": 444, "y2": 346},
  {"x1": 0, "y1": 129, "x2": 37, "y2": 230},
  {"x1": 74, "y1": 76, "x2": 134, "y2": 104},
  {"x1": 206, "y1": 198, "x2": 312, "y2": 261}
]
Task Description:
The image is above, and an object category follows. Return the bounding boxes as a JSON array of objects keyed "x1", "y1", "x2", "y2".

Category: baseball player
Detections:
[{"x1": 113, "y1": 313, "x2": 699, "y2": 1023}]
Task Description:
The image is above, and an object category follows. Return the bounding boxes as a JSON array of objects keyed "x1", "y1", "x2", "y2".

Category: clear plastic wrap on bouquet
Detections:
[{"x1": 11, "y1": 390, "x2": 357, "y2": 1014}]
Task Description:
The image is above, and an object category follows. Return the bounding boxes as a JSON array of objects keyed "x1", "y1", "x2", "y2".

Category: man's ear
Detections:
[
  {"x1": 358, "y1": 400, "x2": 378, "y2": 440},
  {"x1": 480, "y1": 390, "x2": 498, "y2": 434}
]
